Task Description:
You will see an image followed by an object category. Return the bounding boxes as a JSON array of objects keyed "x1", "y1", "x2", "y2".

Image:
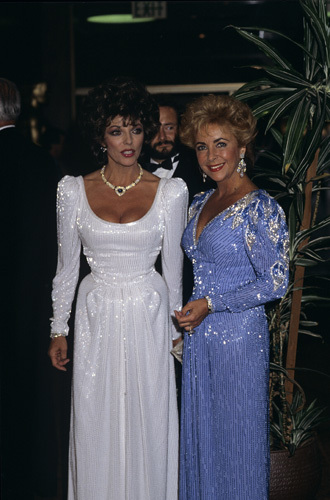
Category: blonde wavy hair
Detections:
[{"x1": 180, "y1": 94, "x2": 257, "y2": 167}]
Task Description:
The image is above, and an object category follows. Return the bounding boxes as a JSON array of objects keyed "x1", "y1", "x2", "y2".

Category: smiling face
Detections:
[
  {"x1": 195, "y1": 122, "x2": 246, "y2": 185},
  {"x1": 102, "y1": 115, "x2": 144, "y2": 168}
]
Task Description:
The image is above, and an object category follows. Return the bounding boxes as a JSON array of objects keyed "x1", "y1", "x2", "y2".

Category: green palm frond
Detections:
[
  {"x1": 316, "y1": 136, "x2": 330, "y2": 174},
  {"x1": 265, "y1": 90, "x2": 307, "y2": 133},
  {"x1": 234, "y1": 84, "x2": 294, "y2": 103},
  {"x1": 230, "y1": 25, "x2": 321, "y2": 66},
  {"x1": 251, "y1": 97, "x2": 284, "y2": 119},
  {"x1": 232, "y1": 27, "x2": 293, "y2": 70},
  {"x1": 301, "y1": 1, "x2": 330, "y2": 69},
  {"x1": 232, "y1": 0, "x2": 329, "y2": 454},
  {"x1": 269, "y1": 127, "x2": 284, "y2": 149},
  {"x1": 271, "y1": 390, "x2": 328, "y2": 454},
  {"x1": 283, "y1": 96, "x2": 311, "y2": 174},
  {"x1": 262, "y1": 66, "x2": 309, "y2": 87},
  {"x1": 293, "y1": 215, "x2": 330, "y2": 249},
  {"x1": 233, "y1": 78, "x2": 277, "y2": 96}
]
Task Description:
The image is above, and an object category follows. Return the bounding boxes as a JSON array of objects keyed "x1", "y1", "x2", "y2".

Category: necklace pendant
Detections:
[
  {"x1": 100, "y1": 164, "x2": 143, "y2": 196},
  {"x1": 115, "y1": 186, "x2": 126, "y2": 197}
]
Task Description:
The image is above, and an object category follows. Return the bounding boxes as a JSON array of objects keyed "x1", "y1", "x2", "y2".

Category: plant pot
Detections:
[{"x1": 270, "y1": 436, "x2": 321, "y2": 500}]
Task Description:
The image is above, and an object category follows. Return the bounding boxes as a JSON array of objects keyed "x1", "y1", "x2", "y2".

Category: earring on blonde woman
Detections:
[{"x1": 237, "y1": 154, "x2": 247, "y2": 178}]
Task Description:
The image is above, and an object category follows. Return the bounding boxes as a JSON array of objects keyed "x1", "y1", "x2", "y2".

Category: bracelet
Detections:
[
  {"x1": 50, "y1": 333, "x2": 66, "y2": 339},
  {"x1": 204, "y1": 295, "x2": 213, "y2": 314}
]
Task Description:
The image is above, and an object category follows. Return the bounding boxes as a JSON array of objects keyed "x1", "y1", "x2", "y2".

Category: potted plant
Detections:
[
  {"x1": 231, "y1": 0, "x2": 330, "y2": 497},
  {"x1": 269, "y1": 364, "x2": 327, "y2": 499}
]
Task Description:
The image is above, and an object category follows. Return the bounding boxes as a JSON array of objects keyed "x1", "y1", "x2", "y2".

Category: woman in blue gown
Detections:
[{"x1": 175, "y1": 95, "x2": 289, "y2": 500}]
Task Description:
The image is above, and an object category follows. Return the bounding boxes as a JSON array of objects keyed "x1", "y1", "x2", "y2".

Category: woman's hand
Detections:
[
  {"x1": 174, "y1": 298, "x2": 209, "y2": 332},
  {"x1": 48, "y1": 337, "x2": 70, "y2": 371}
]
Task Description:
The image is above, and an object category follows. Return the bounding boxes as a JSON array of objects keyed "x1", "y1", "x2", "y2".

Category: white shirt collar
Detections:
[
  {"x1": 0, "y1": 124, "x2": 16, "y2": 131},
  {"x1": 150, "y1": 153, "x2": 179, "y2": 165},
  {"x1": 149, "y1": 154, "x2": 180, "y2": 179}
]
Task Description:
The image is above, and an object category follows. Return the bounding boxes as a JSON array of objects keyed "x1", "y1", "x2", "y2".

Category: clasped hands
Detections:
[
  {"x1": 174, "y1": 298, "x2": 209, "y2": 332},
  {"x1": 49, "y1": 298, "x2": 209, "y2": 371}
]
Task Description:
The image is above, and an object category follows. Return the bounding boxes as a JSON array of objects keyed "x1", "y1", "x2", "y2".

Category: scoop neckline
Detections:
[{"x1": 78, "y1": 175, "x2": 164, "y2": 226}]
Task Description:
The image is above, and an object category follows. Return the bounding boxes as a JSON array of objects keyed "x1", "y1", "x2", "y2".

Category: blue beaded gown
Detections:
[{"x1": 179, "y1": 189, "x2": 289, "y2": 500}]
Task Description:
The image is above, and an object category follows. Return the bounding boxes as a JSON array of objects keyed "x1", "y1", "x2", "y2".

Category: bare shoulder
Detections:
[
  {"x1": 248, "y1": 179, "x2": 258, "y2": 192},
  {"x1": 141, "y1": 169, "x2": 160, "y2": 183},
  {"x1": 141, "y1": 169, "x2": 161, "y2": 191},
  {"x1": 233, "y1": 179, "x2": 258, "y2": 202},
  {"x1": 84, "y1": 169, "x2": 101, "y2": 182},
  {"x1": 83, "y1": 169, "x2": 104, "y2": 195}
]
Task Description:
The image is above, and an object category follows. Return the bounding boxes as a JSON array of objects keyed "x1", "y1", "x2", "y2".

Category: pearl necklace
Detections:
[{"x1": 100, "y1": 164, "x2": 143, "y2": 197}]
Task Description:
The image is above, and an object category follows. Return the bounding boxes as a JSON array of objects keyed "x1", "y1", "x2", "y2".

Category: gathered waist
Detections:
[{"x1": 90, "y1": 268, "x2": 158, "y2": 287}]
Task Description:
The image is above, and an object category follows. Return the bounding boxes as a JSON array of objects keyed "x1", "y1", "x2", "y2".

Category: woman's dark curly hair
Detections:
[{"x1": 80, "y1": 77, "x2": 159, "y2": 166}]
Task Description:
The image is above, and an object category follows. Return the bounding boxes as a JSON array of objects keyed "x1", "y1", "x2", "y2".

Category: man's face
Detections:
[{"x1": 150, "y1": 106, "x2": 179, "y2": 160}]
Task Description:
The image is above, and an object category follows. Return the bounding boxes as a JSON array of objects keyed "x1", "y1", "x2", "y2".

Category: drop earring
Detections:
[
  {"x1": 237, "y1": 154, "x2": 246, "y2": 178},
  {"x1": 202, "y1": 172, "x2": 207, "y2": 183}
]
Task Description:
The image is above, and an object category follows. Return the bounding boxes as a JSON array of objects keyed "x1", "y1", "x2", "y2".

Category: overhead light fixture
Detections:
[{"x1": 87, "y1": 14, "x2": 155, "y2": 24}]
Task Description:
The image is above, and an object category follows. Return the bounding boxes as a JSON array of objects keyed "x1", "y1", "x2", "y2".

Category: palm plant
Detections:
[
  {"x1": 231, "y1": 0, "x2": 330, "y2": 452},
  {"x1": 269, "y1": 362, "x2": 328, "y2": 455},
  {"x1": 271, "y1": 389, "x2": 327, "y2": 455}
]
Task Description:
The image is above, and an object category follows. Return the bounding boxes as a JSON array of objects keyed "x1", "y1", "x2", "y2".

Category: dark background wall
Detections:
[{"x1": 1, "y1": 1, "x2": 303, "y2": 131}]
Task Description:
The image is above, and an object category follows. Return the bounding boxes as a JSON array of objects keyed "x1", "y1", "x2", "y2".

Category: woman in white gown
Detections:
[{"x1": 48, "y1": 78, "x2": 188, "y2": 500}]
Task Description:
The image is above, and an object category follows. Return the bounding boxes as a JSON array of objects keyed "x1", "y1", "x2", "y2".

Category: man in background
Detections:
[
  {"x1": 0, "y1": 78, "x2": 58, "y2": 500},
  {"x1": 141, "y1": 96, "x2": 215, "y2": 204},
  {"x1": 141, "y1": 96, "x2": 215, "y2": 300}
]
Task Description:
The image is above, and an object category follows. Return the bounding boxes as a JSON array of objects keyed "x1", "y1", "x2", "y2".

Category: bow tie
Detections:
[{"x1": 147, "y1": 155, "x2": 179, "y2": 172}]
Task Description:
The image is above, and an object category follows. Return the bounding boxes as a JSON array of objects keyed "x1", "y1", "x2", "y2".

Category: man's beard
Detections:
[{"x1": 149, "y1": 139, "x2": 180, "y2": 160}]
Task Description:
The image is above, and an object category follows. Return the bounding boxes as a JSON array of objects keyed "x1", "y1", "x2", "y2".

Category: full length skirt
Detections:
[{"x1": 68, "y1": 272, "x2": 179, "y2": 500}]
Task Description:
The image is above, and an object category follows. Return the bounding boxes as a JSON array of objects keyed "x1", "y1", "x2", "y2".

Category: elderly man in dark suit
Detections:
[{"x1": 0, "y1": 78, "x2": 59, "y2": 500}]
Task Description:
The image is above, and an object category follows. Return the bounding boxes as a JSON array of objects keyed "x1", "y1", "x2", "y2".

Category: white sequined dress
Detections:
[{"x1": 50, "y1": 175, "x2": 188, "y2": 500}]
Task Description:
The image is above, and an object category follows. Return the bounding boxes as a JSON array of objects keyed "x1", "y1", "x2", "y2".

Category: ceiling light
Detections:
[{"x1": 87, "y1": 14, "x2": 155, "y2": 24}]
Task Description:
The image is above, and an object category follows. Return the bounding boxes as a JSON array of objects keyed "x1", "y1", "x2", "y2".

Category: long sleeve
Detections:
[
  {"x1": 209, "y1": 194, "x2": 289, "y2": 313},
  {"x1": 161, "y1": 178, "x2": 188, "y2": 339},
  {"x1": 50, "y1": 176, "x2": 81, "y2": 335}
]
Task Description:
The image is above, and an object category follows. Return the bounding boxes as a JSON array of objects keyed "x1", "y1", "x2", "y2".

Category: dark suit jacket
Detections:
[
  {"x1": 141, "y1": 145, "x2": 215, "y2": 205},
  {"x1": 171, "y1": 146, "x2": 216, "y2": 204},
  {"x1": 1, "y1": 126, "x2": 59, "y2": 499}
]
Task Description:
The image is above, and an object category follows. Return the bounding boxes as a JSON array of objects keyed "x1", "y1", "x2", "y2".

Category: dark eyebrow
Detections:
[
  {"x1": 108, "y1": 122, "x2": 142, "y2": 129},
  {"x1": 213, "y1": 137, "x2": 228, "y2": 143}
]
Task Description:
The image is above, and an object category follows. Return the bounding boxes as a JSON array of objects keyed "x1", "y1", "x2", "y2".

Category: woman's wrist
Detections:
[
  {"x1": 50, "y1": 332, "x2": 66, "y2": 339},
  {"x1": 204, "y1": 295, "x2": 214, "y2": 314}
]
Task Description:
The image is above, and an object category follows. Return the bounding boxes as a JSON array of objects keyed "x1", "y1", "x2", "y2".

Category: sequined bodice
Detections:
[
  {"x1": 51, "y1": 175, "x2": 188, "y2": 337},
  {"x1": 77, "y1": 180, "x2": 164, "y2": 285},
  {"x1": 182, "y1": 189, "x2": 289, "y2": 311}
]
